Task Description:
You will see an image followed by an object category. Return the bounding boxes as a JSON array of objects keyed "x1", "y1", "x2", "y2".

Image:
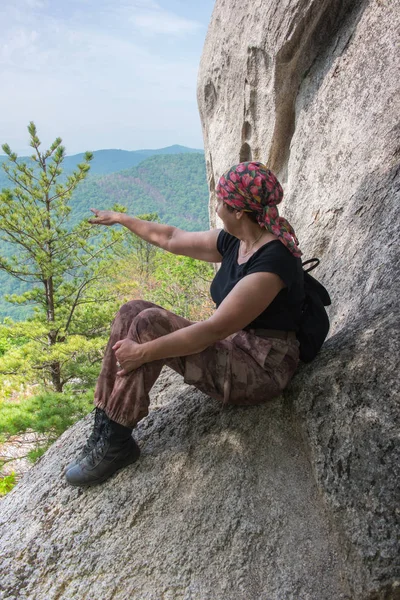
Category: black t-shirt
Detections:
[{"x1": 210, "y1": 230, "x2": 305, "y2": 331}]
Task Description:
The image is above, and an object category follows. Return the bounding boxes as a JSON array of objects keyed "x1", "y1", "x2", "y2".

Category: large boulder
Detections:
[
  {"x1": 198, "y1": 0, "x2": 400, "y2": 597},
  {"x1": 0, "y1": 1, "x2": 399, "y2": 599},
  {"x1": 0, "y1": 369, "x2": 350, "y2": 600}
]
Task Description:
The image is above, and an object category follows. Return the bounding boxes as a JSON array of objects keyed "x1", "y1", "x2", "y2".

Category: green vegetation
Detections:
[
  {"x1": 0, "y1": 122, "x2": 124, "y2": 391},
  {"x1": 0, "y1": 128, "x2": 213, "y2": 496},
  {"x1": 0, "y1": 245, "x2": 214, "y2": 494},
  {"x1": 69, "y1": 153, "x2": 209, "y2": 230},
  {"x1": 0, "y1": 151, "x2": 209, "y2": 319},
  {"x1": 113, "y1": 248, "x2": 215, "y2": 322},
  {"x1": 0, "y1": 389, "x2": 94, "y2": 441},
  {"x1": 0, "y1": 144, "x2": 203, "y2": 188},
  {"x1": 0, "y1": 473, "x2": 16, "y2": 496},
  {"x1": 0, "y1": 388, "x2": 94, "y2": 492}
]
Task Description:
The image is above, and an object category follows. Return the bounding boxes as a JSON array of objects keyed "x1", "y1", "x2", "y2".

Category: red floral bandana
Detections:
[{"x1": 216, "y1": 161, "x2": 302, "y2": 257}]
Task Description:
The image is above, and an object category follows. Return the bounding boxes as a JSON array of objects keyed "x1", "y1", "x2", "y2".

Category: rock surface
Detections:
[
  {"x1": 1, "y1": 1, "x2": 399, "y2": 599},
  {"x1": 0, "y1": 368, "x2": 350, "y2": 600},
  {"x1": 198, "y1": 0, "x2": 400, "y2": 597}
]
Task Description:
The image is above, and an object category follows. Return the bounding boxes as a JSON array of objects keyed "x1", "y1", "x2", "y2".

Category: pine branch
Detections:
[
  {"x1": 0, "y1": 213, "x2": 44, "y2": 250},
  {"x1": 9, "y1": 188, "x2": 40, "y2": 225},
  {"x1": 0, "y1": 228, "x2": 43, "y2": 261},
  {"x1": 63, "y1": 277, "x2": 100, "y2": 334},
  {"x1": 0, "y1": 264, "x2": 40, "y2": 280},
  {"x1": 19, "y1": 163, "x2": 40, "y2": 183},
  {"x1": 47, "y1": 177, "x2": 85, "y2": 204},
  {"x1": 43, "y1": 137, "x2": 62, "y2": 161},
  {"x1": 72, "y1": 238, "x2": 120, "y2": 268},
  {"x1": 28, "y1": 123, "x2": 46, "y2": 172},
  {"x1": 44, "y1": 154, "x2": 63, "y2": 193},
  {"x1": 56, "y1": 274, "x2": 103, "y2": 304},
  {"x1": 1, "y1": 171, "x2": 39, "y2": 198}
]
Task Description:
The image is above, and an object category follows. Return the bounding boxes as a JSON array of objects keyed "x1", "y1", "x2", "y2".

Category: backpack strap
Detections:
[
  {"x1": 297, "y1": 257, "x2": 331, "y2": 361},
  {"x1": 302, "y1": 258, "x2": 320, "y2": 273}
]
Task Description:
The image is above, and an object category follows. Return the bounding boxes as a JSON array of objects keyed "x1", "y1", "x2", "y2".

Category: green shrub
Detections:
[
  {"x1": 0, "y1": 388, "x2": 94, "y2": 494},
  {"x1": 0, "y1": 389, "x2": 94, "y2": 440},
  {"x1": 0, "y1": 472, "x2": 16, "y2": 496}
]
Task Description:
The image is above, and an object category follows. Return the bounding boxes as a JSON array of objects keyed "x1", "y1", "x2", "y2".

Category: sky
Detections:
[{"x1": 0, "y1": 0, "x2": 216, "y2": 155}]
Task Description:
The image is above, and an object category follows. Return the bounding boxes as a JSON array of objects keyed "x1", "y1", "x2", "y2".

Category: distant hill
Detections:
[
  {"x1": 0, "y1": 151, "x2": 210, "y2": 320},
  {"x1": 0, "y1": 145, "x2": 203, "y2": 189},
  {"x1": 70, "y1": 153, "x2": 209, "y2": 230},
  {"x1": 59, "y1": 145, "x2": 203, "y2": 177}
]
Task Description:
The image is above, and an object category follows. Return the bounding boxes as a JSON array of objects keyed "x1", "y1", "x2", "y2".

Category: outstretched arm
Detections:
[
  {"x1": 114, "y1": 271, "x2": 285, "y2": 374},
  {"x1": 89, "y1": 209, "x2": 222, "y2": 262}
]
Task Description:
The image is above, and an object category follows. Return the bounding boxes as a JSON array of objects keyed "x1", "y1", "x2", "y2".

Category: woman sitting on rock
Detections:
[{"x1": 65, "y1": 161, "x2": 304, "y2": 487}]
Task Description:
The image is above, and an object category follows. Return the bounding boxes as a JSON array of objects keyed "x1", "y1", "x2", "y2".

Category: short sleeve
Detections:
[{"x1": 217, "y1": 229, "x2": 235, "y2": 257}]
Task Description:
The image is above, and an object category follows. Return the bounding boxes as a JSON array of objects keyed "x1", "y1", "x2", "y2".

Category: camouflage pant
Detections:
[{"x1": 94, "y1": 300, "x2": 299, "y2": 427}]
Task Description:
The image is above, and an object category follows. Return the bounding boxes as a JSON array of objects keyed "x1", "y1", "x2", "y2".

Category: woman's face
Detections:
[
  {"x1": 216, "y1": 197, "x2": 229, "y2": 224},
  {"x1": 216, "y1": 197, "x2": 239, "y2": 234}
]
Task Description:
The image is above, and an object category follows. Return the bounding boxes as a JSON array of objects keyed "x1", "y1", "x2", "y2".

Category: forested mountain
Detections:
[
  {"x1": 73, "y1": 145, "x2": 203, "y2": 176},
  {"x1": 0, "y1": 145, "x2": 203, "y2": 189},
  {"x1": 0, "y1": 151, "x2": 210, "y2": 320},
  {"x1": 70, "y1": 153, "x2": 209, "y2": 230}
]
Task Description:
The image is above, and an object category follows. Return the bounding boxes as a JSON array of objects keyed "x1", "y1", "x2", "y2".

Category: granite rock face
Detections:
[
  {"x1": 0, "y1": 369, "x2": 350, "y2": 600},
  {"x1": 0, "y1": 1, "x2": 399, "y2": 599},
  {"x1": 198, "y1": 0, "x2": 400, "y2": 597}
]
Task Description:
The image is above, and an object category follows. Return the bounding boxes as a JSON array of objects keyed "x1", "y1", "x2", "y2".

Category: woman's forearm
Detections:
[
  {"x1": 142, "y1": 320, "x2": 225, "y2": 363},
  {"x1": 117, "y1": 213, "x2": 178, "y2": 250}
]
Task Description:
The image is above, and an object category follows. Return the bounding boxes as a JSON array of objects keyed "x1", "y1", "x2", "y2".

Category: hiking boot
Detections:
[
  {"x1": 65, "y1": 419, "x2": 140, "y2": 487},
  {"x1": 63, "y1": 407, "x2": 108, "y2": 474}
]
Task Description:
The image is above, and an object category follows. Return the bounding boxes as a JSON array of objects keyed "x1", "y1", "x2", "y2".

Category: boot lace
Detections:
[
  {"x1": 82, "y1": 408, "x2": 106, "y2": 453},
  {"x1": 85, "y1": 419, "x2": 111, "y2": 467}
]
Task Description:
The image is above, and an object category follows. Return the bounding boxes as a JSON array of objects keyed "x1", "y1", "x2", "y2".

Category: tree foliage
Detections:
[
  {"x1": 0, "y1": 473, "x2": 16, "y2": 496},
  {"x1": 0, "y1": 123, "x2": 123, "y2": 391},
  {"x1": 0, "y1": 388, "x2": 93, "y2": 441},
  {"x1": 111, "y1": 245, "x2": 215, "y2": 322},
  {"x1": 0, "y1": 152, "x2": 210, "y2": 319},
  {"x1": 0, "y1": 388, "x2": 94, "y2": 492},
  {"x1": 0, "y1": 131, "x2": 214, "y2": 494}
]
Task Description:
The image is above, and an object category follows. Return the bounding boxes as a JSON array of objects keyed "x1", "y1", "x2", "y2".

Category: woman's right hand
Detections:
[{"x1": 89, "y1": 208, "x2": 121, "y2": 226}]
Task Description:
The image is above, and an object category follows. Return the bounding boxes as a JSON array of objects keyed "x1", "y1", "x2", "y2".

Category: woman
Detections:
[{"x1": 65, "y1": 162, "x2": 304, "y2": 487}]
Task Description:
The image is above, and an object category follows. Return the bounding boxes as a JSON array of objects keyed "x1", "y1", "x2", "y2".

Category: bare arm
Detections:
[
  {"x1": 114, "y1": 271, "x2": 285, "y2": 374},
  {"x1": 89, "y1": 209, "x2": 223, "y2": 262}
]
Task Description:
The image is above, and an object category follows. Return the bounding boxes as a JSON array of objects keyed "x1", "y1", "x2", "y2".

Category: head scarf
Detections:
[{"x1": 215, "y1": 161, "x2": 302, "y2": 257}]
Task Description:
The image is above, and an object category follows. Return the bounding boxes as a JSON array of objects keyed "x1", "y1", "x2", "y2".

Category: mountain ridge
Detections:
[
  {"x1": 0, "y1": 144, "x2": 204, "y2": 185},
  {"x1": 0, "y1": 151, "x2": 209, "y2": 320}
]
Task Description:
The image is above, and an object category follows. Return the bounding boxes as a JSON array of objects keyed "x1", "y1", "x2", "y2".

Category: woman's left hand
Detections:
[{"x1": 112, "y1": 339, "x2": 146, "y2": 375}]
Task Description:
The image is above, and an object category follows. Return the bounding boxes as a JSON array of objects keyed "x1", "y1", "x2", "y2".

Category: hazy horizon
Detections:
[
  {"x1": 0, "y1": 0, "x2": 215, "y2": 155},
  {"x1": 0, "y1": 143, "x2": 204, "y2": 159}
]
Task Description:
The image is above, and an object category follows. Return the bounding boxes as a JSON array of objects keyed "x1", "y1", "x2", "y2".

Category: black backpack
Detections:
[{"x1": 297, "y1": 259, "x2": 331, "y2": 363}]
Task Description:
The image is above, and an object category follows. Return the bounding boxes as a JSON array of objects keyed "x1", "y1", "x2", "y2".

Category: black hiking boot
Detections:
[
  {"x1": 63, "y1": 407, "x2": 108, "y2": 474},
  {"x1": 65, "y1": 419, "x2": 140, "y2": 487}
]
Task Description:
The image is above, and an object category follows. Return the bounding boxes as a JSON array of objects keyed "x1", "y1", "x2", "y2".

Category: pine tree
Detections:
[{"x1": 0, "y1": 122, "x2": 122, "y2": 391}]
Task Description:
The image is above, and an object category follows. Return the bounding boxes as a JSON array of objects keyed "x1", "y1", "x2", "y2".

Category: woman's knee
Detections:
[
  {"x1": 118, "y1": 300, "x2": 159, "y2": 321},
  {"x1": 133, "y1": 307, "x2": 172, "y2": 342}
]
